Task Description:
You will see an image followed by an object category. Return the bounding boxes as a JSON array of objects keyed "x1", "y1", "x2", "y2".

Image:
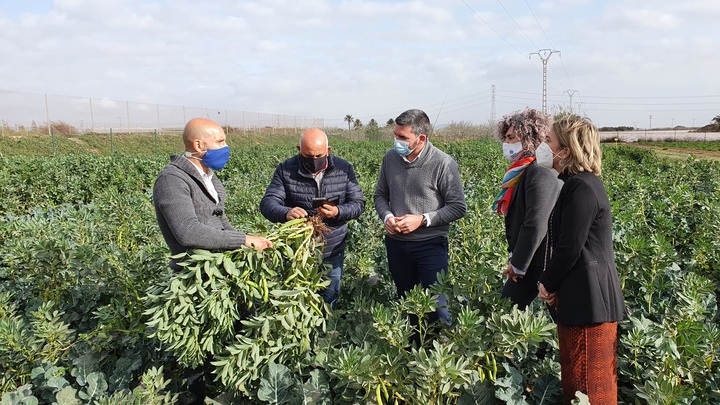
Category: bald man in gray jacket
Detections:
[{"x1": 152, "y1": 118, "x2": 271, "y2": 404}]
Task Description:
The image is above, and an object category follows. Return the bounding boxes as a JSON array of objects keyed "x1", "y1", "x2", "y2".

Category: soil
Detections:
[{"x1": 630, "y1": 144, "x2": 720, "y2": 162}]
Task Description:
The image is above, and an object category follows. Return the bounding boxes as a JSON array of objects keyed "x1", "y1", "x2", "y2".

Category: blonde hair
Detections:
[{"x1": 552, "y1": 115, "x2": 602, "y2": 175}]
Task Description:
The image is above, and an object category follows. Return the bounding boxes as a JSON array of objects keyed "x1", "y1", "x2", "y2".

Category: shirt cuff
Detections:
[
  {"x1": 383, "y1": 213, "x2": 393, "y2": 224},
  {"x1": 512, "y1": 264, "x2": 527, "y2": 276}
]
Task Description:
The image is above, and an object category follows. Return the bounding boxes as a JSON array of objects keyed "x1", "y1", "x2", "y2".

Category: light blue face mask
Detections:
[{"x1": 394, "y1": 138, "x2": 416, "y2": 157}]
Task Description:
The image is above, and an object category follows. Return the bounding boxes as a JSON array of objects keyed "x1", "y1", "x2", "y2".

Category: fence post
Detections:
[
  {"x1": 154, "y1": 129, "x2": 159, "y2": 154},
  {"x1": 51, "y1": 127, "x2": 56, "y2": 156},
  {"x1": 110, "y1": 128, "x2": 114, "y2": 154}
]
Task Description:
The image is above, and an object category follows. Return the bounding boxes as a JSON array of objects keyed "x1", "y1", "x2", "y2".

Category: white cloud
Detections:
[
  {"x1": 0, "y1": 0, "x2": 718, "y2": 128},
  {"x1": 616, "y1": 9, "x2": 682, "y2": 29}
]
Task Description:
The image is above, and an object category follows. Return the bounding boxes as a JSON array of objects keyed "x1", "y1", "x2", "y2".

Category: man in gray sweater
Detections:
[
  {"x1": 152, "y1": 117, "x2": 272, "y2": 403},
  {"x1": 374, "y1": 109, "x2": 466, "y2": 329}
]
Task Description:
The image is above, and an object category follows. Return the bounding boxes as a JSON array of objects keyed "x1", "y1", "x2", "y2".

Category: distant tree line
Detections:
[{"x1": 599, "y1": 126, "x2": 635, "y2": 132}]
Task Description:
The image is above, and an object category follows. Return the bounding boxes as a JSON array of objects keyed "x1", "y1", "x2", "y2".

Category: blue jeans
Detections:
[
  {"x1": 321, "y1": 251, "x2": 344, "y2": 309},
  {"x1": 385, "y1": 235, "x2": 451, "y2": 324}
]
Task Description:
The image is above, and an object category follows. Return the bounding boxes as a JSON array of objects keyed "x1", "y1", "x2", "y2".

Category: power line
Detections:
[
  {"x1": 565, "y1": 94, "x2": 720, "y2": 100},
  {"x1": 461, "y1": 0, "x2": 526, "y2": 57},
  {"x1": 557, "y1": 57, "x2": 575, "y2": 90},
  {"x1": 347, "y1": 90, "x2": 493, "y2": 121},
  {"x1": 549, "y1": 64, "x2": 570, "y2": 92},
  {"x1": 524, "y1": 0, "x2": 553, "y2": 48},
  {"x1": 496, "y1": 0, "x2": 539, "y2": 50},
  {"x1": 577, "y1": 107, "x2": 719, "y2": 112},
  {"x1": 523, "y1": 1, "x2": 575, "y2": 90},
  {"x1": 499, "y1": 89, "x2": 720, "y2": 100}
]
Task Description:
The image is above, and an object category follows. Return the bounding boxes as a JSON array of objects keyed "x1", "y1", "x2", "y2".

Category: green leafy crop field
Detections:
[{"x1": 1, "y1": 139, "x2": 719, "y2": 404}]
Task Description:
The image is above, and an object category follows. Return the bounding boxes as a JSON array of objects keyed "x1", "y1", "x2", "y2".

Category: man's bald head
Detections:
[
  {"x1": 183, "y1": 118, "x2": 225, "y2": 151},
  {"x1": 298, "y1": 128, "x2": 330, "y2": 157}
]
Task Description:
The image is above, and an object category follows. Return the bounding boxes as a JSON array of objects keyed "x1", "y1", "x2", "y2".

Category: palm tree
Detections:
[{"x1": 344, "y1": 115, "x2": 354, "y2": 131}]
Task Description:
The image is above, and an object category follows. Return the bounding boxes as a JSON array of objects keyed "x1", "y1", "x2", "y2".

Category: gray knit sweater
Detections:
[
  {"x1": 374, "y1": 141, "x2": 466, "y2": 241},
  {"x1": 153, "y1": 155, "x2": 245, "y2": 269}
]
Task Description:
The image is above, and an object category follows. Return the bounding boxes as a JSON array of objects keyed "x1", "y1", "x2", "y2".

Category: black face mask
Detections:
[{"x1": 300, "y1": 155, "x2": 327, "y2": 173}]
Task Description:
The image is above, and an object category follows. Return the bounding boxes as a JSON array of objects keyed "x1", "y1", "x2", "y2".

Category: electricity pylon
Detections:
[
  {"x1": 530, "y1": 49, "x2": 560, "y2": 115},
  {"x1": 564, "y1": 90, "x2": 578, "y2": 113}
]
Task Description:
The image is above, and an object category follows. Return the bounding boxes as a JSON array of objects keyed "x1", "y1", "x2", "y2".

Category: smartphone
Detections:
[{"x1": 312, "y1": 195, "x2": 339, "y2": 208}]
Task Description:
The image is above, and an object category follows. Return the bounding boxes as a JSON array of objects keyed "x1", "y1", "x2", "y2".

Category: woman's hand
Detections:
[
  {"x1": 538, "y1": 282, "x2": 557, "y2": 307},
  {"x1": 502, "y1": 263, "x2": 523, "y2": 282}
]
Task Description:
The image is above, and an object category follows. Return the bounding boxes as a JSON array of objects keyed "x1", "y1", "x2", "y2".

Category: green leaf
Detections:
[
  {"x1": 54, "y1": 386, "x2": 81, "y2": 405},
  {"x1": 46, "y1": 376, "x2": 69, "y2": 390},
  {"x1": 0, "y1": 384, "x2": 38, "y2": 405},
  {"x1": 458, "y1": 378, "x2": 501, "y2": 404},
  {"x1": 257, "y1": 363, "x2": 296, "y2": 404},
  {"x1": 110, "y1": 356, "x2": 143, "y2": 390},
  {"x1": 298, "y1": 369, "x2": 331, "y2": 405},
  {"x1": 70, "y1": 354, "x2": 99, "y2": 387},
  {"x1": 529, "y1": 375, "x2": 562, "y2": 405},
  {"x1": 30, "y1": 366, "x2": 45, "y2": 379},
  {"x1": 84, "y1": 372, "x2": 108, "y2": 399}
]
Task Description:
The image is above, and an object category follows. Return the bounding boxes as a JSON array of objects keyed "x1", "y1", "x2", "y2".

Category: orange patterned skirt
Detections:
[{"x1": 558, "y1": 322, "x2": 618, "y2": 405}]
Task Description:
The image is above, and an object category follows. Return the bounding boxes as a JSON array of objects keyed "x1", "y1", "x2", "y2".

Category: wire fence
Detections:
[{"x1": 0, "y1": 90, "x2": 324, "y2": 136}]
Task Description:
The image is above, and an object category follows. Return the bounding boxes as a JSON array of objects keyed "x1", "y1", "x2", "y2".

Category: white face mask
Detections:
[
  {"x1": 535, "y1": 142, "x2": 555, "y2": 168},
  {"x1": 502, "y1": 142, "x2": 523, "y2": 162}
]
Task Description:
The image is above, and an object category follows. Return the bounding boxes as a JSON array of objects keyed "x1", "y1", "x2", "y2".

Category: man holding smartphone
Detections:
[{"x1": 260, "y1": 128, "x2": 365, "y2": 308}]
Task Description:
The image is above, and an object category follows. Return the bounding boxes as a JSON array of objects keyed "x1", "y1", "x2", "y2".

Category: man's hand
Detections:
[
  {"x1": 395, "y1": 214, "x2": 424, "y2": 234},
  {"x1": 502, "y1": 263, "x2": 523, "y2": 282},
  {"x1": 317, "y1": 204, "x2": 339, "y2": 219},
  {"x1": 244, "y1": 235, "x2": 274, "y2": 251},
  {"x1": 538, "y1": 282, "x2": 557, "y2": 307},
  {"x1": 385, "y1": 216, "x2": 401, "y2": 234},
  {"x1": 286, "y1": 207, "x2": 308, "y2": 221}
]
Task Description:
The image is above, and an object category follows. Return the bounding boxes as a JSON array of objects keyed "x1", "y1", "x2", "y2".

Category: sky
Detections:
[{"x1": 1, "y1": 0, "x2": 719, "y2": 129}]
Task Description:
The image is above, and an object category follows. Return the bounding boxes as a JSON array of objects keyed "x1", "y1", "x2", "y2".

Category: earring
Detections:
[{"x1": 559, "y1": 159, "x2": 566, "y2": 168}]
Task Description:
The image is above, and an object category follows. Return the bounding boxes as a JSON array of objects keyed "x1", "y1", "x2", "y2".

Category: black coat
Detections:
[
  {"x1": 504, "y1": 161, "x2": 562, "y2": 278},
  {"x1": 539, "y1": 171, "x2": 625, "y2": 326},
  {"x1": 260, "y1": 154, "x2": 365, "y2": 258}
]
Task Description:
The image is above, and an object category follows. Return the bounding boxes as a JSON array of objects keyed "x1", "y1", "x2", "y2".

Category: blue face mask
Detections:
[
  {"x1": 192, "y1": 145, "x2": 230, "y2": 170},
  {"x1": 394, "y1": 138, "x2": 416, "y2": 157}
]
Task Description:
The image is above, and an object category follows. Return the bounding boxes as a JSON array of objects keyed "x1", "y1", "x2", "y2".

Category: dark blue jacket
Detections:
[{"x1": 260, "y1": 154, "x2": 365, "y2": 258}]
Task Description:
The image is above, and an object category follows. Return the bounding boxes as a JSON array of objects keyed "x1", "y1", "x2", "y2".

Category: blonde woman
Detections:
[{"x1": 538, "y1": 115, "x2": 625, "y2": 404}]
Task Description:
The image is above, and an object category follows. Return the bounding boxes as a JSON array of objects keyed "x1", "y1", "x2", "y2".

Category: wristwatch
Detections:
[{"x1": 421, "y1": 214, "x2": 428, "y2": 227}]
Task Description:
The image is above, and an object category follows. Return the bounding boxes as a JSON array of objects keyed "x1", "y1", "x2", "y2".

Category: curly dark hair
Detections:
[{"x1": 495, "y1": 108, "x2": 551, "y2": 154}]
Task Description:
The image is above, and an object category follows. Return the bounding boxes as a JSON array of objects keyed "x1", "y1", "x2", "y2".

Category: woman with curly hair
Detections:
[
  {"x1": 493, "y1": 108, "x2": 562, "y2": 310},
  {"x1": 538, "y1": 115, "x2": 625, "y2": 404}
]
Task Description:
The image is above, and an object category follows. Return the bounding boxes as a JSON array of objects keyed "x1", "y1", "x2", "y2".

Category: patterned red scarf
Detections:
[{"x1": 493, "y1": 155, "x2": 536, "y2": 216}]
